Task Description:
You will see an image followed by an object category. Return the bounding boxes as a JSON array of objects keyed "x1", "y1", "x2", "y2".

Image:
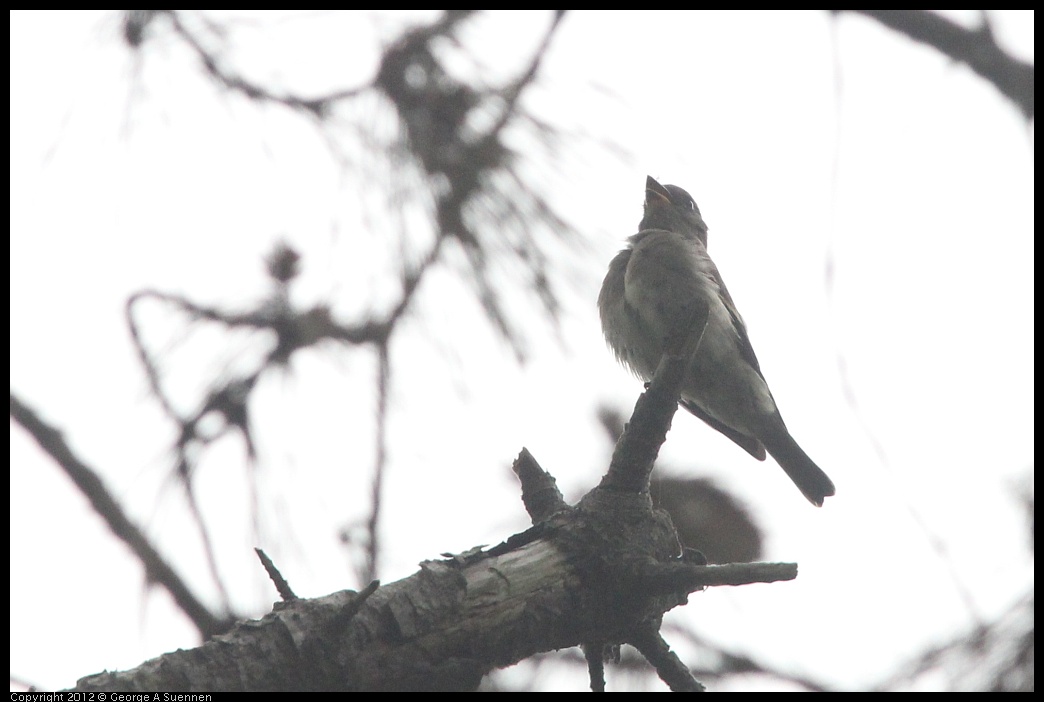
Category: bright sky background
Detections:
[{"x1": 10, "y1": 10, "x2": 1033, "y2": 692}]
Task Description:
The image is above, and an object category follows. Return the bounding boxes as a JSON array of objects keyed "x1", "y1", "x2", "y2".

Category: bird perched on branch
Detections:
[{"x1": 598, "y1": 176, "x2": 835, "y2": 506}]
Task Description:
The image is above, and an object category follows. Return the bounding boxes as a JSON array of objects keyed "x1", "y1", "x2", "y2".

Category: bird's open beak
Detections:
[{"x1": 645, "y1": 175, "x2": 671, "y2": 208}]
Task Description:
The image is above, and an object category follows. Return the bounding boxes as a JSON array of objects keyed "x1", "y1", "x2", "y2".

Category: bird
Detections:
[{"x1": 598, "y1": 176, "x2": 836, "y2": 506}]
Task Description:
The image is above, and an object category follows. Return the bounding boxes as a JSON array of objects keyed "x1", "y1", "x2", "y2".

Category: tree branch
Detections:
[
  {"x1": 839, "y1": 10, "x2": 1033, "y2": 119},
  {"x1": 10, "y1": 393, "x2": 231, "y2": 639}
]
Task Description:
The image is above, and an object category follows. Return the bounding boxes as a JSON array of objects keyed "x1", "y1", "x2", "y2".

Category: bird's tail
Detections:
[{"x1": 763, "y1": 429, "x2": 836, "y2": 507}]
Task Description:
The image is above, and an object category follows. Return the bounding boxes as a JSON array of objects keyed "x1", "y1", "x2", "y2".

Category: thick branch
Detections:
[
  {"x1": 641, "y1": 561, "x2": 798, "y2": 596},
  {"x1": 629, "y1": 622, "x2": 705, "y2": 692},
  {"x1": 600, "y1": 301, "x2": 709, "y2": 494},
  {"x1": 513, "y1": 447, "x2": 568, "y2": 522}
]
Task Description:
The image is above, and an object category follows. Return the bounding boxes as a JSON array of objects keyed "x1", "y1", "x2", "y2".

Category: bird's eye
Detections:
[{"x1": 685, "y1": 198, "x2": 696, "y2": 211}]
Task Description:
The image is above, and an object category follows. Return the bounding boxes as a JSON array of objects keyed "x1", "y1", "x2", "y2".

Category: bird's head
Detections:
[{"x1": 640, "y1": 175, "x2": 708, "y2": 245}]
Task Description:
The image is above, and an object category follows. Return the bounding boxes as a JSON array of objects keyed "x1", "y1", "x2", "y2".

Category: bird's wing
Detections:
[
  {"x1": 706, "y1": 264, "x2": 766, "y2": 379},
  {"x1": 679, "y1": 398, "x2": 767, "y2": 460},
  {"x1": 622, "y1": 230, "x2": 772, "y2": 459}
]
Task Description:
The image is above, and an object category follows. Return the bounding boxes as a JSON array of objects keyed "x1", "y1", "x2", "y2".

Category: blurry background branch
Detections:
[
  {"x1": 9, "y1": 393, "x2": 233, "y2": 639},
  {"x1": 836, "y1": 10, "x2": 1034, "y2": 119},
  {"x1": 114, "y1": 10, "x2": 576, "y2": 587}
]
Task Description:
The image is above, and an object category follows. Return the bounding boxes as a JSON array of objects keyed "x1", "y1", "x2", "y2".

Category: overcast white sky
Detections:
[{"x1": 10, "y1": 10, "x2": 1033, "y2": 692}]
